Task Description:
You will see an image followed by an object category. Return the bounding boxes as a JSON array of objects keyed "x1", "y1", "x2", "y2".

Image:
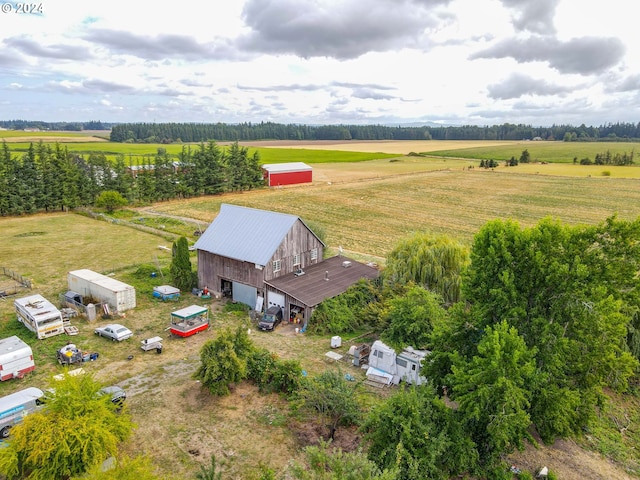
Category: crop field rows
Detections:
[{"x1": 147, "y1": 168, "x2": 640, "y2": 260}]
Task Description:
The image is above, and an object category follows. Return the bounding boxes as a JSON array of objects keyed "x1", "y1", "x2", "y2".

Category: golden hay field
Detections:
[
  {"x1": 240, "y1": 139, "x2": 523, "y2": 154},
  {"x1": 146, "y1": 164, "x2": 640, "y2": 264}
]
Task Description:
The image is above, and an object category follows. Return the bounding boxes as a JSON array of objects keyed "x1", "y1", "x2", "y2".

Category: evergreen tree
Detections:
[{"x1": 170, "y1": 236, "x2": 194, "y2": 292}]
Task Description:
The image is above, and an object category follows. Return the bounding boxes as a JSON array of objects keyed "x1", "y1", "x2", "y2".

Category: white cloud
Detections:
[{"x1": 0, "y1": 0, "x2": 638, "y2": 125}]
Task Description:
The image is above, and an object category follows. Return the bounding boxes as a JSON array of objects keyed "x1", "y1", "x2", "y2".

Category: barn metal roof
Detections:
[
  {"x1": 265, "y1": 255, "x2": 380, "y2": 308},
  {"x1": 262, "y1": 162, "x2": 312, "y2": 173},
  {"x1": 194, "y1": 204, "x2": 308, "y2": 266}
]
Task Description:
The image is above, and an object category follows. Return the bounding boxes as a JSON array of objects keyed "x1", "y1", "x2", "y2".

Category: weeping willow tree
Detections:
[{"x1": 383, "y1": 233, "x2": 469, "y2": 305}]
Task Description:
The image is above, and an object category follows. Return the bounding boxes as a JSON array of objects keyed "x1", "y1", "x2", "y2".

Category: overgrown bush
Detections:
[
  {"x1": 247, "y1": 348, "x2": 302, "y2": 394},
  {"x1": 309, "y1": 279, "x2": 381, "y2": 335}
]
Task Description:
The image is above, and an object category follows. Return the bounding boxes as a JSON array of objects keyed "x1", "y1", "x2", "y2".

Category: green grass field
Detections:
[
  {"x1": 428, "y1": 140, "x2": 640, "y2": 164},
  {"x1": 2, "y1": 141, "x2": 397, "y2": 164}
]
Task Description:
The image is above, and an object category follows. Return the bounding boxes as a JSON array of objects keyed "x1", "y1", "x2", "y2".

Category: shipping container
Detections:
[
  {"x1": 67, "y1": 269, "x2": 136, "y2": 313},
  {"x1": 14, "y1": 294, "x2": 65, "y2": 340},
  {"x1": 0, "y1": 336, "x2": 35, "y2": 380}
]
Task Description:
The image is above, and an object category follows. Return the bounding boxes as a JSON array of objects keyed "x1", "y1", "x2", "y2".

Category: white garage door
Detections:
[{"x1": 267, "y1": 291, "x2": 285, "y2": 310}]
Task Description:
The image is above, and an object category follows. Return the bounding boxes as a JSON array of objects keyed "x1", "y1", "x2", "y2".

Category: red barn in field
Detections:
[{"x1": 262, "y1": 162, "x2": 312, "y2": 187}]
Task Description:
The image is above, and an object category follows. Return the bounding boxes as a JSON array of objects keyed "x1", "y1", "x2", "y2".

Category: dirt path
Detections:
[
  {"x1": 135, "y1": 207, "x2": 211, "y2": 229},
  {"x1": 508, "y1": 438, "x2": 636, "y2": 480}
]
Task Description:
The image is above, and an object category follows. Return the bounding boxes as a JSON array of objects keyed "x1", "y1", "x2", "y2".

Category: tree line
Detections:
[
  {"x1": 0, "y1": 141, "x2": 264, "y2": 216},
  {"x1": 109, "y1": 121, "x2": 640, "y2": 143},
  {"x1": 0, "y1": 120, "x2": 112, "y2": 131}
]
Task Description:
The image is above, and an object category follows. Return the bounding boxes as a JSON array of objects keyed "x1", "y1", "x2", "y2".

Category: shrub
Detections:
[{"x1": 247, "y1": 348, "x2": 303, "y2": 394}]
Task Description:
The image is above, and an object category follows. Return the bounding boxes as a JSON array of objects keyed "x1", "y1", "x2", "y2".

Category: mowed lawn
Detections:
[{"x1": 0, "y1": 213, "x2": 172, "y2": 298}]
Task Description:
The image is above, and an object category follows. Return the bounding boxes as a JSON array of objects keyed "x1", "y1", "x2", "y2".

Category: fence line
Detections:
[{"x1": 1, "y1": 267, "x2": 32, "y2": 289}]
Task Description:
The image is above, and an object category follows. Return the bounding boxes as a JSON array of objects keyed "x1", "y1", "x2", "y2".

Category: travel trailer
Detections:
[
  {"x1": 0, "y1": 336, "x2": 35, "y2": 381},
  {"x1": 14, "y1": 294, "x2": 65, "y2": 339},
  {"x1": 367, "y1": 340, "x2": 429, "y2": 386}
]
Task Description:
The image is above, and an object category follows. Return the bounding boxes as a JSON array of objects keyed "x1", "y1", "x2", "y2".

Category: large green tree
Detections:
[
  {"x1": 296, "y1": 370, "x2": 361, "y2": 441},
  {"x1": 194, "y1": 327, "x2": 252, "y2": 396},
  {"x1": 0, "y1": 373, "x2": 133, "y2": 480},
  {"x1": 383, "y1": 233, "x2": 468, "y2": 305},
  {"x1": 380, "y1": 284, "x2": 446, "y2": 351},
  {"x1": 361, "y1": 384, "x2": 477, "y2": 480},
  {"x1": 289, "y1": 441, "x2": 396, "y2": 480},
  {"x1": 449, "y1": 321, "x2": 535, "y2": 461},
  {"x1": 461, "y1": 217, "x2": 639, "y2": 442},
  {"x1": 95, "y1": 190, "x2": 128, "y2": 213}
]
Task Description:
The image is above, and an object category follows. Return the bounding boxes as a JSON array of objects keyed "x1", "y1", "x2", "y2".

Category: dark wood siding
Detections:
[
  {"x1": 198, "y1": 251, "x2": 265, "y2": 293},
  {"x1": 264, "y1": 219, "x2": 324, "y2": 282}
]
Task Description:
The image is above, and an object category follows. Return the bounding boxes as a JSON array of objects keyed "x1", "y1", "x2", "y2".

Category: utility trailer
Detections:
[{"x1": 140, "y1": 336, "x2": 163, "y2": 353}]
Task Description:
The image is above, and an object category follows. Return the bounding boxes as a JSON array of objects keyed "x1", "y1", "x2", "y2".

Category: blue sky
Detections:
[{"x1": 0, "y1": 0, "x2": 638, "y2": 126}]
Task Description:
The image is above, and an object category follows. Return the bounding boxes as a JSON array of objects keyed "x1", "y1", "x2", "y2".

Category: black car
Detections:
[
  {"x1": 258, "y1": 306, "x2": 283, "y2": 331},
  {"x1": 99, "y1": 385, "x2": 126, "y2": 411}
]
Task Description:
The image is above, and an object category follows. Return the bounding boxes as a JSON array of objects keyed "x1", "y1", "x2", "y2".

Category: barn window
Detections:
[
  {"x1": 311, "y1": 248, "x2": 318, "y2": 262},
  {"x1": 273, "y1": 260, "x2": 281, "y2": 273},
  {"x1": 293, "y1": 254, "x2": 301, "y2": 267}
]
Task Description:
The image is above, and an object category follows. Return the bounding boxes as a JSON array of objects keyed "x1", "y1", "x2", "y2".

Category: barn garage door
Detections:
[
  {"x1": 267, "y1": 291, "x2": 285, "y2": 310},
  {"x1": 232, "y1": 282, "x2": 257, "y2": 309}
]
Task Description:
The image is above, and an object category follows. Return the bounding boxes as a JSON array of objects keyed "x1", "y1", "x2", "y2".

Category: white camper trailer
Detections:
[
  {"x1": 14, "y1": 294, "x2": 65, "y2": 339},
  {"x1": 367, "y1": 340, "x2": 429, "y2": 386},
  {"x1": 67, "y1": 269, "x2": 136, "y2": 313},
  {"x1": 0, "y1": 336, "x2": 35, "y2": 381}
]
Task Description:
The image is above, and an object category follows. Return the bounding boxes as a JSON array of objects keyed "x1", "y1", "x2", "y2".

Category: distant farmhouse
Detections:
[{"x1": 194, "y1": 204, "x2": 378, "y2": 325}]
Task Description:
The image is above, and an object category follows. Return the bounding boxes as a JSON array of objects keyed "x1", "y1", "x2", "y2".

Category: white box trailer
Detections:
[
  {"x1": 67, "y1": 269, "x2": 136, "y2": 313},
  {"x1": 0, "y1": 336, "x2": 35, "y2": 381},
  {"x1": 14, "y1": 294, "x2": 65, "y2": 340}
]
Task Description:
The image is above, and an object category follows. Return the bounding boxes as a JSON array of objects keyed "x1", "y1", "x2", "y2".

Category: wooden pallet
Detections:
[{"x1": 64, "y1": 325, "x2": 79, "y2": 336}]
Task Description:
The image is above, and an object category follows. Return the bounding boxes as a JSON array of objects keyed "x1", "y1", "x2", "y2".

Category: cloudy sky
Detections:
[{"x1": 1, "y1": 0, "x2": 638, "y2": 126}]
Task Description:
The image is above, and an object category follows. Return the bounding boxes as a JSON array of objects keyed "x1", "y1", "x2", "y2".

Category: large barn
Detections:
[
  {"x1": 194, "y1": 204, "x2": 324, "y2": 311},
  {"x1": 262, "y1": 162, "x2": 312, "y2": 187},
  {"x1": 194, "y1": 204, "x2": 380, "y2": 326}
]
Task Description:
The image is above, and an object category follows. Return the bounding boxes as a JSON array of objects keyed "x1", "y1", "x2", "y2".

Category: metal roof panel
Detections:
[{"x1": 194, "y1": 204, "x2": 300, "y2": 266}]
